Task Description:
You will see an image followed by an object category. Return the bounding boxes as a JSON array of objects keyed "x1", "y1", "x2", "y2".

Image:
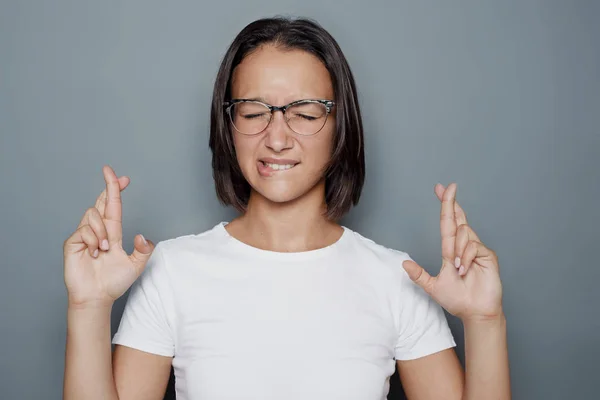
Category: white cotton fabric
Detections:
[{"x1": 112, "y1": 222, "x2": 456, "y2": 400}]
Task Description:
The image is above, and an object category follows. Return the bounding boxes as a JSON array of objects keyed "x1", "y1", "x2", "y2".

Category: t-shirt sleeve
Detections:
[
  {"x1": 393, "y1": 253, "x2": 456, "y2": 361},
  {"x1": 112, "y1": 242, "x2": 175, "y2": 357}
]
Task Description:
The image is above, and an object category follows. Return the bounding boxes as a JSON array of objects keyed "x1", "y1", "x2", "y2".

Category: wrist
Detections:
[
  {"x1": 67, "y1": 296, "x2": 114, "y2": 311},
  {"x1": 462, "y1": 312, "x2": 506, "y2": 330},
  {"x1": 66, "y1": 302, "x2": 113, "y2": 338},
  {"x1": 67, "y1": 299, "x2": 114, "y2": 314}
]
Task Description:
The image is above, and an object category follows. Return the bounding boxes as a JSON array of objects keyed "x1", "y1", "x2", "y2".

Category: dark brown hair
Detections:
[{"x1": 209, "y1": 16, "x2": 365, "y2": 221}]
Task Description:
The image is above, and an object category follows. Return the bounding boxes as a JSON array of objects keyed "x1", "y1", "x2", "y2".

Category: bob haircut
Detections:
[{"x1": 209, "y1": 16, "x2": 365, "y2": 221}]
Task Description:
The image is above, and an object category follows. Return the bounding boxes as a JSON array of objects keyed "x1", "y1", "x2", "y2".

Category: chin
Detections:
[
  {"x1": 249, "y1": 176, "x2": 325, "y2": 206},
  {"x1": 253, "y1": 184, "x2": 308, "y2": 204}
]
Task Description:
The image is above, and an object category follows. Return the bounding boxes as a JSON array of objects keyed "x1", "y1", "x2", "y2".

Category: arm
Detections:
[
  {"x1": 397, "y1": 348, "x2": 464, "y2": 400},
  {"x1": 462, "y1": 314, "x2": 510, "y2": 400},
  {"x1": 396, "y1": 314, "x2": 510, "y2": 400},
  {"x1": 113, "y1": 345, "x2": 173, "y2": 399},
  {"x1": 64, "y1": 305, "x2": 119, "y2": 400},
  {"x1": 63, "y1": 166, "x2": 173, "y2": 400},
  {"x1": 399, "y1": 182, "x2": 511, "y2": 399},
  {"x1": 63, "y1": 304, "x2": 172, "y2": 400}
]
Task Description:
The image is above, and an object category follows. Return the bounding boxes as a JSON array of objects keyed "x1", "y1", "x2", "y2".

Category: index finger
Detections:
[
  {"x1": 94, "y1": 189, "x2": 107, "y2": 216},
  {"x1": 103, "y1": 165, "x2": 122, "y2": 222},
  {"x1": 440, "y1": 182, "x2": 458, "y2": 263}
]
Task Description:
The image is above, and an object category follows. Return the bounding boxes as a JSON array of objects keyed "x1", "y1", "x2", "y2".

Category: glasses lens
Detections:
[
  {"x1": 229, "y1": 102, "x2": 271, "y2": 135},
  {"x1": 286, "y1": 102, "x2": 328, "y2": 135}
]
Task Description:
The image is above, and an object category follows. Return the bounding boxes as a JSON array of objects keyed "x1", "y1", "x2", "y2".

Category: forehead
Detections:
[{"x1": 230, "y1": 45, "x2": 334, "y2": 102}]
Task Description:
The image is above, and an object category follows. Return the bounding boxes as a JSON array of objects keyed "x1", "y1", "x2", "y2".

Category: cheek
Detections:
[
  {"x1": 233, "y1": 134, "x2": 248, "y2": 159},
  {"x1": 233, "y1": 134, "x2": 259, "y2": 172},
  {"x1": 306, "y1": 129, "x2": 335, "y2": 167}
]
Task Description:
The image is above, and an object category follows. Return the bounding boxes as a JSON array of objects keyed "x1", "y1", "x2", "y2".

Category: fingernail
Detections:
[
  {"x1": 454, "y1": 257, "x2": 461, "y2": 269},
  {"x1": 101, "y1": 239, "x2": 109, "y2": 251},
  {"x1": 140, "y1": 234, "x2": 148, "y2": 245},
  {"x1": 93, "y1": 249, "x2": 99, "y2": 258},
  {"x1": 459, "y1": 265, "x2": 465, "y2": 275}
]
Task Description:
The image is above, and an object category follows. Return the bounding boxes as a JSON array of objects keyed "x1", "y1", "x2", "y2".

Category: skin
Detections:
[
  {"x1": 63, "y1": 168, "x2": 171, "y2": 400},
  {"x1": 62, "y1": 44, "x2": 510, "y2": 400},
  {"x1": 399, "y1": 183, "x2": 510, "y2": 399},
  {"x1": 225, "y1": 44, "x2": 343, "y2": 252}
]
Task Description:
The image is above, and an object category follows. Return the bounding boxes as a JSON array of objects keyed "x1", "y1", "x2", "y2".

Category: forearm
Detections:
[
  {"x1": 462, "y1": 313, "x2": 511, "y2": 400},
  {"x1": 63, "y1": 304, "x2": 119, "y2": 400}
]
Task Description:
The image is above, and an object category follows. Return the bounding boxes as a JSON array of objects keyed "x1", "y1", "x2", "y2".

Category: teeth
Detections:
[{"x1": 265, "y1": 162, "x2": 295, "y2": 170}]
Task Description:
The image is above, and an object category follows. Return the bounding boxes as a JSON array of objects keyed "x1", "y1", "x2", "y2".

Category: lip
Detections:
[
  {"x1": 259, "y1": 157, "x2": 300, "y2": 165},
  {"x1": 257, "y1": 158, "x2": 300, "y2": 177}
]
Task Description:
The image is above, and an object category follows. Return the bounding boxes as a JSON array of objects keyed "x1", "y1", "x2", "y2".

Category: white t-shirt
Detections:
[{"x1": 112, "y1": 222, "x2": 456, "y2": 400}]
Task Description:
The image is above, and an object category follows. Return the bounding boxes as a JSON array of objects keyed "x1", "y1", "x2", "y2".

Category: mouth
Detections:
[
  {"x1": 257, "y1": 159, "x2": 300, "y2": 176},
  {"x1": 261, "y1": 161, "x2": 296, "y2": 170}
]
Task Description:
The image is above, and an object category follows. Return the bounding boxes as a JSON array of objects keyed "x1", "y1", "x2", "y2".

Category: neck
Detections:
[{"x1": 226, "y1": 180, "x2": 343, "y2": 252}]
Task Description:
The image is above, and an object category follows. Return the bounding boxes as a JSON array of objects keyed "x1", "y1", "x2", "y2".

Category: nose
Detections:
[{"x1": 264, "y1": 110, "x2": 293, "y2": 153}]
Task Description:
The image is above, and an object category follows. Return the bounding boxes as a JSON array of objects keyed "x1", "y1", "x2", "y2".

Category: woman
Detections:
[{"x1": 63, "y1": 17, "x2": 510, "y2": 400}]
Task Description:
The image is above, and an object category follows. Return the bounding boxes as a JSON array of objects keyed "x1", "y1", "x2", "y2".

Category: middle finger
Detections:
[
  {"x1": 93, "y1": 175, "x2": 130, "y2": 216},
  {"x1": 435, "y1": 183, "x2": 468, "y2": 226}
]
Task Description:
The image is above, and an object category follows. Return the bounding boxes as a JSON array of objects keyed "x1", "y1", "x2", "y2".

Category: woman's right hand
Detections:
[{"x1": 63, "y1": 165, "x2": 155, "y2": 308}]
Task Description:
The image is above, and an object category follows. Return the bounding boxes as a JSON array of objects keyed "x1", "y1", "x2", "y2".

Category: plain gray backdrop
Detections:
[{"x1": 1, "y1": 1, "x2": 598, "y2": 399}]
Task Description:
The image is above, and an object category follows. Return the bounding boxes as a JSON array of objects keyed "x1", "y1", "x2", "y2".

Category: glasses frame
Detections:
[{"x1": 223, "y1": 98, "x2": 335, "y2": 136}]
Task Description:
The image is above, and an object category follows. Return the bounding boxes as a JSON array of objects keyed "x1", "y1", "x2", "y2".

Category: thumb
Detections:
[
  {"x1": 129, "y1": 234, "x2": 155, "y2": 273},
  {"x1": 402, "y1": 259, "x2": 435, "y2": 295}
]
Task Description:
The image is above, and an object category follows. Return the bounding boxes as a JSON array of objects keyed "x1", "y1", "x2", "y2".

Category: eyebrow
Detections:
[
  {"x1": 236, "y1": 97, "x2": 324, "y2": 105},
  {"x1": 241, "y1": 97, "x2": 268, "y2": 103}
]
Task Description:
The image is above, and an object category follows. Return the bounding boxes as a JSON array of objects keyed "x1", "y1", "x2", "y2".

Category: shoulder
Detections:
[
  {"x1": 346, "y1": 228, "x2": 411, "y2": 261},
  {"x1": 143, "y1": 223, "x2": 231, "y2": 277},
  {"x1": 343, "y1": 227, "x2": 414, "y2": 283},
  {"x1": 156, "y1": 222, "x2": 228, "y2": 256}
]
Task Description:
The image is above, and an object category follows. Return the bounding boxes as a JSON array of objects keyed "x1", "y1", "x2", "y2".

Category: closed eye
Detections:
[
  {"x1": 293, "y1": 113, "x2": 318, "y2": 121},
  {"x1": 243, "y1": 113, "x2": 268, "y2": 119}
]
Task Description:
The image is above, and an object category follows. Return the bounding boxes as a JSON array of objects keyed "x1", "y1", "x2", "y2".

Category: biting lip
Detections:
[
  {"x1": 259, "y1": 157, "x2": 300, "y2": 165},
  {"x1": 257, "y1": 157, "x2": 300, "y2": 176}
]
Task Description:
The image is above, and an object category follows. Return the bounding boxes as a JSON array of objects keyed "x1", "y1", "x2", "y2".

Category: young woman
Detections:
[{"x1": 63, "y1": 17, "x2": 510, "y2": 400}]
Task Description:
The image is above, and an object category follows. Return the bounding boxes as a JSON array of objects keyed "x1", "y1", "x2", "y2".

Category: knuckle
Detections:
[
  {"x1": 106, "y1": 196, "x2": 121, "y2": 204},
  {"x1": 457, "y1": 223, "x2": 469, "y2": 233},
  {"x1": 456, "y1": 226, "x2": 468, "y2": 240},
  {"x1": 80, "y1": 225, "x2": 96, "y2": 242},
  {"x1": 129, "y1": 252, "x2": 142, "y2": 265},
  {"x1": 78, "y1": 211, "x2": 89, "y2": 225},
  {"x1": 87, "y1": 211, "x2": 107, "y2": 231},
  {"x1": 88, "y1": 210, "x2": 102, "y2": 226},
  {"x1": 467, "y1": 240, "x2": 478, "y2": 252},
  {"x1": 440, "y1": 211, "x2": 453, "y2": 220}
]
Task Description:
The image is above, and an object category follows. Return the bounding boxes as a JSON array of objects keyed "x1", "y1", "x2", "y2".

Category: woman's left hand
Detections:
[{"x1": 402, "y1": 183, "x2": 504, "y2": 321}]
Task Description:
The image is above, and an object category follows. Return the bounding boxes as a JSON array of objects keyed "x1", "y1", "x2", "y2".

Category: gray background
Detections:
[{"x1": 1, "y1": 1, "x2": 598, "y2": 399}]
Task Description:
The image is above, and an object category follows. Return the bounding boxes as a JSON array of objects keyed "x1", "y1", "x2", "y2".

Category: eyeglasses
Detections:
[{"x1": 223, "y1": 99, "x2": 335, "y2": 136}]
